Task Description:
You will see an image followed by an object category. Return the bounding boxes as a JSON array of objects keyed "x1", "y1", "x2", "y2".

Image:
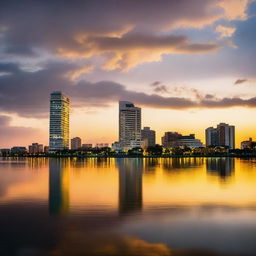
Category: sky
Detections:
[{"x1": 0, "y1": 0, "x2": 256, "y2": 148}]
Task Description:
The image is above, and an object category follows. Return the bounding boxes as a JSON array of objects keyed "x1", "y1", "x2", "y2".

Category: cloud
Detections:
[
  {"x1": 57, "y1": 33, "x2": 220, "y2": 71},
  {"x1": 218, "y1": 0, "x2": 253, "y2": 21},
  {"x1": 0, "y1": 115, "x2": 44, "y2": 147},
  {"x1": 0, "y1": 62, "x2": 256, "y2": 119},
  {"x1": 234, "y1": 78, "x2": 248, "y2": 85},
  {"x1": 150, "y1": 81, "x2": 169, "y2": 94},
  {"x1": 0, "y1": 0, "x2": 253, "y2": 70},
  {"x1": 216, "y1": 25, "x2": 236, "y2": 38}
]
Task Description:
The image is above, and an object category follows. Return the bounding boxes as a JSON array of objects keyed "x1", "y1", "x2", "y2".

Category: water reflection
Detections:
[
  {"x1": 118, "y1": 159, "x2": 143, "y2": 215},
  {"x1": 49, "y1": 158, "x2": 70, "y2": 215},
  {"x1": 206, "y1": 158, "x2": 235, "y2": 180},
  {"x1": 0, "y1": 157, "x2": 256, "y2": 255},
  {"x1": 162, "y1": 157, "x2": 204, "y2": 171}
]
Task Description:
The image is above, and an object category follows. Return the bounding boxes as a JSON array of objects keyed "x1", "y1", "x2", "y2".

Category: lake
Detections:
[{"x1": 0, "y1": 157, "x2": 256, "y2": 256}]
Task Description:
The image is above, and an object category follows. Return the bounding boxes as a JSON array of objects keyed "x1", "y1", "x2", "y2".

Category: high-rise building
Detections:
[
  {"x1": 205, "y1": 123, "x2": 235, "y2": 149},
  {"x1": 141, "y1": 127, "x2": 156, "y2": 147},
  {"x1": 71, "y1": 137, "x2": 82, "y2": 150},
  {"x1": 205, "y1": 127, "x2": 218, "y2": 147},
  {"x1": 119, "y1": 101, "x2": 141, "y2": 149},
  {"x1": 28, "y1": 143, "x2": 44, "y2": 154},
  {"x1": 49, "y1": 92, "x2": 70, "y2": 151}
]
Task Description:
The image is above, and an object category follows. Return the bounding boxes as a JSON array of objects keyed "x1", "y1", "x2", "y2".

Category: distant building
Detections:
[
  {"x1": 112, "y1": 141, "x2": 122, "y2": 151},
  {"x1": 205, "y1": 127, "x2": 218, "y2": 147},
  {"x1": 162, "y1": 132, "x2": 203, "y2": 148},
  {"x1": 96, "y1": 143, "x2": 109, "y2": 148},
  {"x1": 11, "y1": 147, "x2": 27, "y2": 154},
  {"x1": 49, "y1": 91, "x2": 70, "y2": 152},
  {"x1": 44, "y1": 146, "x2": 49, "y2": 153},
  {"x1": 0, "y1": 149, "x2": 11, "y2": 156},
  {"x1": 205, "y1": 123, "x2": 235, "y2": 149},
  {"x1": 28, "y1": 143, "x2": 44, "y2": 154},
  {"x1": 241, "y1": 138, "x2": 256, "y2": 149},
  {"x1": 141, "y1": 127, "x2": 156, "y2": 147},
  {"x1": 82, "y1": 144, "x2": 93, "y2": 149},
  {"x1": 119, "y1": 101, "x2": 141, "y2": 149},
  {"x1": 71, "y1": 137, "x2": 82, "y2": 150}
]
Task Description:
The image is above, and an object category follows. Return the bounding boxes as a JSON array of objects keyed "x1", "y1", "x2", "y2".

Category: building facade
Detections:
[
  {"x1": 205, "y1": 127, "x2": 218, "y2": 147},
  {"x1": 71, "y1": 137, "x2": 82, "y2": 150},
  {"x1": 49, "y1": 91, "x2": 70, "y2": 151},
  {"x1": 28, "y1": 143, "x2": 44, "y2": 154},
  {"x1": 96, "y1": 143, "x2": 109, "y2": 148},
  {"x1": 241, "y1": 138, "x2": 256, "y2": 149},
  {"x1": 205, "y1": 123, "x2": 235, "y2": 149},
  {"x1": 141, "y1": 127, "x2": 156, "y2": 147},
  {"x1": 162, "y1": 132, "x2": 203, "y2": 148},
  {"x1": 82, "y1": 144, "x2": 93, "y2": 149},
  {"x1": 119, "y1": 101, "x2": 141, "y2": 149}
]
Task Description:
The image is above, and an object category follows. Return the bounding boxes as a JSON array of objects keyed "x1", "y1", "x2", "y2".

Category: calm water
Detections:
[{"x1": 1, "y1": 157, "x2": 256, "y2": 256}]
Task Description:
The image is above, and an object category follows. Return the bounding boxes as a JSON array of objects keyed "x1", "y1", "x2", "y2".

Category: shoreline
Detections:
[{"x1": 1, "y1": 154, "x2": 256, "y2": 159}]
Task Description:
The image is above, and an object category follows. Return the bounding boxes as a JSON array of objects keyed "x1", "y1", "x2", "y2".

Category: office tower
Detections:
[
  {"x1": 28, "y1": 143, "x2": 44, "y2": 154},
  {"x1": 205, "y1": 123, "x2": 235, "y2": 149},
  {"x1": 119, "y1": 101, "x2": 141, "y2": 149},
  {"x1": 71, "y1": 137, "x2": 82, "y2": 150},
  {"x1": 205, "y1": 127, "x2": 218, "y2": 147},
  {"x1": 49, "y1": 91, "x2": 70, "y2": 151},
  {"x1": 217, "y1": 123, "x2": 235, "y2": 149},
  {"x1": 141, "y1": 127, "x2": 156, "y2": 147},
  {"x1": 162, "y1": 132, "x2": 203, "y2": 148}
]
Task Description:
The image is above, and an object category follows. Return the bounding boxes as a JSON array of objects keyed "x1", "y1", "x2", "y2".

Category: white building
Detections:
[{"x1": 119, "y1": 101, "x2": 141, "y2": 149}]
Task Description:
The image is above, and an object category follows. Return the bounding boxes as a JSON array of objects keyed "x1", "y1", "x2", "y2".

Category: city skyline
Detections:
[
  {"x1": 0, "y1": 0, "x2": 255, "y2": 148},
  {"x1": 0, "y1": 92, "x2": 253, "y2": 150}
]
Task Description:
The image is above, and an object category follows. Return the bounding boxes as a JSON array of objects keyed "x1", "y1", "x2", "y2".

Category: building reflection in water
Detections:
[
  {"x1": 206, "y1": 158, "x2": 235, "y2": 179},
  {"x1": 49, "y1": 159, "x2": 70, "y2": 215},
  {"x1": 117, "y1": 158, "x2": 143, "y2": 215},
  {"x1": 162, "y1": 157, "x2": 204, "y2": 171}
]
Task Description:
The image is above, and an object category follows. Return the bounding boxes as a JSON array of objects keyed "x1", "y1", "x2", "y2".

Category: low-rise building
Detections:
[
  {"x1": 71, "y1": 137, "x2": 82, "y2": 150},
  {"x1": 28, "y1": 143, "x2": 44, "y2": 154},
  {"x1": 82, "y1": 144, "x2": 93, "y2": 149},
  {"x1": 162, "y1": 132, "x2": 203, "y2": 148},
  {"x1": 96, "y1": 143, "x2": 109, "y2": 148},
  {"x1": 11, "y1": 147, "x2": 27, "y2": 154},
  {"x1": 241, "y1": 138, "x2": 256, "y2": 149}
]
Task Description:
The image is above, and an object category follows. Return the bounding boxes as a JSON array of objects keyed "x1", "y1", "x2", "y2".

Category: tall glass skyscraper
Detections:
[
  {"x1": 119, "y1": 101, "x2": 141, "y2": 149},
  {"x1": 49, "y1": 92, "x2": 70, "y2": 151}
]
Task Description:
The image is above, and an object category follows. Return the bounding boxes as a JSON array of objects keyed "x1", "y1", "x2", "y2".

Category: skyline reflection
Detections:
[
  {"x1": 49, "y1": 158, "x2": 70, "y2": 215},
  {"x1": 206, "y1": 158, "x2": 235, "y2": 180},
  {"x1": 118, "y1": 159, "x2": 143, "y2": 215}
]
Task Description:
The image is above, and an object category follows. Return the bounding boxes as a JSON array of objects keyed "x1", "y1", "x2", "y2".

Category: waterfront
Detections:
[{"x1": 1, "y1": 157, "x2": 256, "y2": 255}]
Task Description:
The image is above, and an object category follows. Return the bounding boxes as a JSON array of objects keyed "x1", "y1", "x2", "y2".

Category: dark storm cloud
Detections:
[
  {"x1": 0, "y1": 62, "x2": 256, "y2": 118},
  {"x1": 234, "y1": 78, "x2": 247, "y2": 85},
  {"x1": 0, "y1": 0, "x2": 228, "y2": 70}
]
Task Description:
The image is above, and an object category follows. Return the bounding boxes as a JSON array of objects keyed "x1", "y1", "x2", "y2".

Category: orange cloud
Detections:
[
  {"x1": 57, "y1": 34, "x2": 220, "y2": 71},
  {"x1": 216, "y1": 25, "x2": 236, "y2": 38}
]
